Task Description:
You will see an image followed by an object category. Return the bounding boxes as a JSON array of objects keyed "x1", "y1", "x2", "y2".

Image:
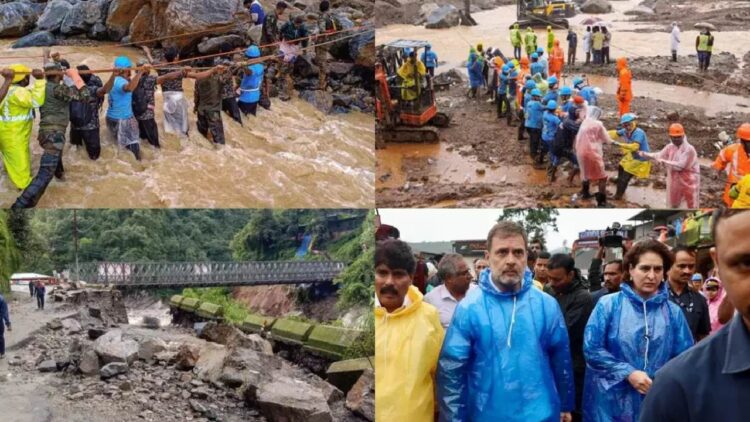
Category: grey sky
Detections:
[{"x1": 378, "y1": 208, "x2": 644, "y2": 251}]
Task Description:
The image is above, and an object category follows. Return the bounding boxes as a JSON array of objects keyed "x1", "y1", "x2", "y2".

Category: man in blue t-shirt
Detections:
[
  {"x1": 421, "y1": 44, "x2": 438, "y2": 78},
  {"x1": 238, "y1": 46, "x2": 265, "y2": 116},
  {"x1": 102, "y1": 56, "x2": 147, "y2": 161}
]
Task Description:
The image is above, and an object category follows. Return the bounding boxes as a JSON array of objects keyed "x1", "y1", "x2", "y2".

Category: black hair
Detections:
[
  {"x1": 537, "y1": 251, "x2": 551, "y2": 260},
  {"x1": 320, "y1": 0, "x2": 330, "y2": 12},
  {"x1": 624, "y1": 239, "x2": 674, "y2": 275},
  {"x1": 244, "y1": 0, "x2": 252, "y2": 5},
  {"x1": 671, "y1": 244, "x2": 696, "y2": 258},
  {"x1": 527, "y1": 250, "x2": 538, "y2": 261},
  {"x1": 604, "y1": 259, "x2": 624, "y2": 272},
  {"x1": 59, "y1": 59, "x2": 70, "y2": 70},
  {"x1": 375, "y1": 239, "x2": 416, "y2": 275},
  {"x1": 164, "y1": 46, "x2": 179, "y2": 63},
  {"x1": 547, "y1": 253, "x2": 575, "y2": 273}
]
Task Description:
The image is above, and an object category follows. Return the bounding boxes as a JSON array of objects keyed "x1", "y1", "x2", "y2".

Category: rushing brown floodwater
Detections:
[{"x1": 0, "y1": 41, "x2": 374, "y2": 208}]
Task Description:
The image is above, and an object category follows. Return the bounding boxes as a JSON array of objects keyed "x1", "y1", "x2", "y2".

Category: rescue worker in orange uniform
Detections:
[
  {"x1": 549, "y1": 39, "x2": 565, "y2": 79},
  {"x1": 713, "y1": 123, "x2": 750, "y2": 207},
  {"x1": 616, "y1": 57, "x2": 632, "y2": 117}
]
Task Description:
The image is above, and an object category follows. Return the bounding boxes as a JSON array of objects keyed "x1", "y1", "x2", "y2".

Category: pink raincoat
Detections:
[
  {"x1": 646, "y1": 137, "x2": 700, "y2": 208},
  {"x1": 704, "y1": 278, "x2": 727, "y2": 334},
  {"x1": 575, "y1": 107, "x2": 611, "y2": 181}
]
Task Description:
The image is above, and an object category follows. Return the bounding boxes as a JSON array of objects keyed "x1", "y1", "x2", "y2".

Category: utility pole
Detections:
[{"x1": 73, "y1": 210, "x2": 79, "y2": 283}]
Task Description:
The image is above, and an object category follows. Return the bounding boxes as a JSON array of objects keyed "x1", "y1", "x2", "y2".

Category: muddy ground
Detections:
[
  {"x1": 566, "y1": 52, "x2": 750, "y2": 98},
  {"x1": 374, "y1": 0, "x2": 516, "y2": 27},
  {"x1": 634, "y1": 0, "x2": 750, "y2": 32},
  {"x1": 376, "y1": 76, "x2": 748, "y2": 208}
]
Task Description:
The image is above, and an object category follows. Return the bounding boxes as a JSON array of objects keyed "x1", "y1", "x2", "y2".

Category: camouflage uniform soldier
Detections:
[
  {"x1": 261, "y1": 2, "x2": 287, "y2": 102},
  {"x1": 316, "y1": 0, "x2": 337, "y2": 90},
  {"x1": 13, "y1": 62, "x2": 90, "y2": 208},
  {"x1": 192, "y1": 64, "x2": 230, "y2": 145},
  {"x1": 279, "y1": 15, "x2": 309, "y2": 100}
]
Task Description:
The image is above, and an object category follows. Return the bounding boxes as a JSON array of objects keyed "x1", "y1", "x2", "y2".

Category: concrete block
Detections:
[
  {"x1": 326, "y1": 357, "x2": 374, "y2": 393},
  {"x1": 240, "y1": 313, "x2": 277, "y2": 334},
  {"x1": 169, "y1": 295, "x2": 184, "y2": 308},
  {"x1": 196, "y1": 302, "x2": 224, "y2": 320},
  {"x1": 303, "y1": 325, "x2": 363, "y2": 360},
  {"x1": 179, "y1": 297, "x2": 201, "y2": 312},
  {"x1": 270, "y1": 318, "x2": 315, "y2": 345}
]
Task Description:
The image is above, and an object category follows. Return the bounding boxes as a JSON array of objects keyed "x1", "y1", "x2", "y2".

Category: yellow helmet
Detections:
[
  {"x1": 8, "y1": 64, "x2": 31, "y2": 83},
  {"x1": 512, "y1": 59, "x2": 519, "y2": 68},
  {"x1": 547, "y1": 25, "x2": 552, "y2": 30}
]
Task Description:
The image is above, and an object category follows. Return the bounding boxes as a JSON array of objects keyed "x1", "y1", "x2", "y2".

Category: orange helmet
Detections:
[
  {"x1": 737, "y1": 123, "x2": 750, "y2": 141},
  {"x1": 669, "y1": 123, "x2": 685, "y2": 137},
  {"x1": 520, "y1": 56, "x2": 529, "y2": 65},
  {"x1": 616, "y1": 57, "x2": 627, "y2": 70}
]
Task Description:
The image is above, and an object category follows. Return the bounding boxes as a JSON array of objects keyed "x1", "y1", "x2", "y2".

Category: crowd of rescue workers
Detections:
[
  {"x1": 395, "y1": 22, "x2": 750, "y2": 209},
  {"x1": 375, "y1": 208, "x2": 750, "y2": 421},
  {"x1": 0, "y1": 0, "x2": 344, "y2": 209}
]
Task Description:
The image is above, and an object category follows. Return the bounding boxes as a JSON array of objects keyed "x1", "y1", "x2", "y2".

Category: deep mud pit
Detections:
[{"x1": 376, "y1": 0, "x2": 750, "y2": 208}]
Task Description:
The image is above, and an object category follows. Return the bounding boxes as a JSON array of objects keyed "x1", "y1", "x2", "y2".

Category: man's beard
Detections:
[{"x1": 491, "y1": 270, "x2": 522, "y2": 290}]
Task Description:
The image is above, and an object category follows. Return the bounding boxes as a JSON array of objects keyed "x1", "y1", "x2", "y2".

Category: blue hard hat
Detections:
[
  {"x1": 525, "y1": 80, "x2": 536, "y2": 89},
  {"x1": 245, "y1": 45, "x2": 261, "y2": 58},
  {"x1": 573, "y1": 77, "x2": 584, "y2": 87},
  {"x1": 404, "y1": 48, "x2": 412, "y2": 55},
  {"x1": 426, "y1": 43, "x2": 432, "y2": 49},
  {"x1": 547, "y1": 100, "x2": 558, "y2": 110},
  {"x1": 531, "y1": 88, "x2": 542, "y2": 97},
  {"x1": 502, "y1": 64, "x2": 510, "y2": 73},
  {"x1": 548, "y1": 76, "x2": 558, "y2": 85},
  {"x1": 114, "y1": 56, "x2": 132, "y2": 69},
  {"x1": 537, "y1": 47, "x2": 544, "y2": 54},
  {"x1": 509, "y1": 70, "x2": 519, "y2": 78},
  {"x1": 620, "y1": 113, "x2": 637, "y2": 124},
  {"x1": 560, "y1": 86, "x2": 573, "y2": 96},
  {"x1": 531, "y1": 52, "x2": 539, "y2": 59}
]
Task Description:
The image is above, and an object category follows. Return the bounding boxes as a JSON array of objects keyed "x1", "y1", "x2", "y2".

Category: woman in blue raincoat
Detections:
[
  {"x1": 467, "y1": 48, "x2": 484, "y2": 98},
  {"x1": 583, "y1": 239, "x2": 693, "y2": 422},
  {"x1": 437, "y1": 267, "x2": 575, "y2": 422}
]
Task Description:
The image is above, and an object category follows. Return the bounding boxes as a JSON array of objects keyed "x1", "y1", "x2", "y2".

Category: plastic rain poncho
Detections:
[
  {"x1": 467, "y1": 52, "x2": 483, "y2": 89},
  {"x1": 533, "y1": 73, "x2": 549, "y2": 95},
  {"x1": 375, "y1": 285, "x2": 444, "y2": 422},
  {"x1": 582, "y1": 282, "x2": 693, "y2": 422},
  {"x1": 644, "y1": 137, "x2": 700, "y2": 208},
  {"x1": 162, "y1": 91, "x2": 189, "y2": 136},
  {"x1": 437, "y1": 268, "x2": 575, "y2": 422},
  {"x1": 704, "y1": 279, "x2": 727, "y2": 333},
  {"x1": 575, "y1": 106, "x2": 611, "y2": 182},
  {"x1": 0, "y1": 79, "x2": 46, "y2": 189}
]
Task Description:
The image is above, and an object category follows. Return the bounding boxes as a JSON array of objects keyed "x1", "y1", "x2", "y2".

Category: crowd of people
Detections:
[
  {"x1": 375, "y1": 208, "x2": 750, "y2": 421},
  {"x1": 402, "y1": 23, "x2": 749, "y2": 209},
  {"x1": 0, "y1": 0, "x2": 341, "y2": 208}
]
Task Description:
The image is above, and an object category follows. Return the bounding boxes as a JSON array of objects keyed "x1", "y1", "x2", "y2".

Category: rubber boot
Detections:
[
  {"x1": 614, "y1": 177, "x2": 628, "y2": 200},
  {"x1": 596, "y1": 192, "x2": 612, "y2": 208},
  {"x1": 581, "y1": 181, "x2": 592, "y2": 199}
]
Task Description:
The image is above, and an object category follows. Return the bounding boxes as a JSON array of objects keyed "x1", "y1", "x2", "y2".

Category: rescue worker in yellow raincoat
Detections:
[
  {"x1": 397, "y1": 49, "x2": 426, "y2": 104},
  {"x1": 713, "y1": 123, "x2": 750, "y2": 207},
  {"x1": 375, "y1": 239, "x2": 444, "y2": 422},
  {"x1": 511, "y1": 23, "x2": 522, "y2": 60},
  {"x1": 546, "y1": 25, "x2": 555, "y2": 54},
  {"x1": 0, "y1": 65, "x2": 46, "y2": 190},
  {"x1": 729, "y1": 173, "x2": 750, "y2": 208},
  {"x1": 610, "y1": 113, "x2": 651, "y2": 200}
]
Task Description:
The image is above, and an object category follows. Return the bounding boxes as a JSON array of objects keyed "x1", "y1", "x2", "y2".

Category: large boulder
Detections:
[
  {"x1": 137, "y1": 337, "x2": 167, "y2": 361},
  {"x1": 348, "y1": 26, "x2": 375, "y2": 68},
  {"x1": 79, "y1": 349, "x2": 100, "y2": 376},
  {"x1": 299, "y1": 90, "x2": 334, "y2": 114},
  {"x1": 345, "y1": 370, "x2": 374, "y2": 421},
  {"x1": 106, "y1": 0, "x2": 147, "y2": 37},
  {"x1": 424, "y1": 5, "x2": 460, "y2": 29},
  {"x1": 12, "y1": 31, "x2": 57, "y2": 48},
  {"x1": 581, "y1": 0, "x2": 612, "y2": 14},
  {"x1": 624, "y1": 5, "x2": 655, "y2": 16},
  {"x1": 197, "y1": 35, "x2": 245, "y2": 55},
  {"x1": 37, "y1": 0, "x2": 74, "y2": 32},
  {"x1": 61, "y1": 318, "x2": 83, "y2": 334},
  {"x1": 37, "y1": 359, "x2": 59, "y2": 373},
  {"x1": 60, "y1": 0, "x2": 107, "y2": 35},
  {"x1": 193, "y1": 343, "x2": 228, "y2": 384},
  {"x1": 100, "y1": 362, "x2": 129, "y2": 379},
  {"x1": 257, "y1": 376, "x2": 334, "y2": 422},
  {"x1": 94, "y1": 329, "x2": 139, "y2": 365},
  {"x1": 175, "y1": 344, "x2": 201, "y2": 370},
  {"x1": 152, "y1": 0, "x2": 241, "y2": 49},
  {"x1": 128, "y1": 3, "x2": 155, "y2": 45},
  {"x1": 83, "y1": 0, "x2": 111, "y2": 25},
  {"x1": 0, "y1": 1, "x2": 39, "y2": 37}
]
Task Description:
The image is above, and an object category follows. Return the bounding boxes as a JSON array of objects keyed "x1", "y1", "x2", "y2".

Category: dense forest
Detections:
[{"x1": 2, "y1": 209, "x2": 374, "y2": 307}]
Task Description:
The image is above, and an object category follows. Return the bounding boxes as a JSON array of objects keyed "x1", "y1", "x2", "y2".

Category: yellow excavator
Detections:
[{"x1": 515, "y1": 0, "x2": 576, "y2": 29}]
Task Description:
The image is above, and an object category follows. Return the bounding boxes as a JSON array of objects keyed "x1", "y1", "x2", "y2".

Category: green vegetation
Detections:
[
  {"x1": 334, "y1": 210, "x2": 375, "y2": 308},
  {"x1": 182, "y1": 287, "x2": 250, "y2": 324},
  {"x1": 499, "y1": 209, "x2": 560, "y2": 250},
  {"x1": 344, "y1": 313, "x2": 374, "y2": 359},
  {"x1": 0, "y1": 210, "x2": 21, "y2": 294}
]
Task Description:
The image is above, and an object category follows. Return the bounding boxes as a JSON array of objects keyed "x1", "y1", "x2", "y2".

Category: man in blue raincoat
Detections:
[
  {"x1": 437, "y1": 221, "x2": 575, "y2": 422},
  {"x1": 467, "y1": 48, "x2": 483, "y2": 98}
]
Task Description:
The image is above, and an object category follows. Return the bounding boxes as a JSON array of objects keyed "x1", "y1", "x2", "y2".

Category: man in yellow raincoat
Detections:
[
  {"x1": 611, "y1": 113, "x2": 651, "y2": 200},
  {"x1": 729, "y1": 174, "x2": 750, "y2": 208},
  {"x1": 375, "y1": 239, "x2": 444, "y2": 422},
  {"x1": 0, "y1": 65, "x2": 46, "y2": 190},
  {"x1": 397, "y1": 49, "x2": 426, "y2": 103}
]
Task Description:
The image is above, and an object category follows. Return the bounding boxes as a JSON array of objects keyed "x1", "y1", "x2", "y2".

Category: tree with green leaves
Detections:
[
  {"x1": 0, "y1": 210, "x2": 21, "y2": 294},
  {"x1": 498, "y1": 209, "x2": 560, "y2": 250}
]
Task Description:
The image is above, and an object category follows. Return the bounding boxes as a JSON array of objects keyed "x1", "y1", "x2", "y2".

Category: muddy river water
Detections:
[{"x1": 0, "y1": 41, "x2": 374, "y2": 208}]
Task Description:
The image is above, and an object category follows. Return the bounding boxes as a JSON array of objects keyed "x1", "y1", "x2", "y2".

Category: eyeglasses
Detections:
[{"x1": 705, "y1": 287, "x2": 719, "y2": 292}]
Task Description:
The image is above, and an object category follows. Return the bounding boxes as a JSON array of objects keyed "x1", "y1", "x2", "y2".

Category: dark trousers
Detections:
[
  {"x1": 222, "y1": 97, "x2": 243, "y2": 125},
  {"x1": 137, "y1": 118, "x2": 160, "y2": 148},
  {"x1": 239, "y1": 101, "x2": 259, "y2": 116},
  {"x1": 615, "y1": 165, "x2": 634, "y2": 198},
  {"x1": 0, "y1": 327, "x2": 4, "y2": 355},
  {"x1": 603, "y1": 46, "x2": 610, "y2": 64},
  {"x1": 70, "y1": 128, "x2": 101, "y2": 160},
  {"x1": 518, "y1": 110, "x2": 526, "y2": 140},
  {"x1": 706, "y1": 52, "x2": 712, "y2": 70},
  {"x1": 593, "y1": 50, "x2": 602, "y2": 65},
  {"x1": 13, "y1": 131, "x2": 64, "y2": 209},
  {"x1": 497, "y1": 93, "x2": 509, "y2": 118},
  {"x1": 29, "y1": 282, "x2": 35, "y2": 297},
  {"x1": 585, "y1": 51, "x2": 591, "y2": 65},
  {"x1": 514, "y1": 46, "x2": 522, "y2": 60},
  {"x1": 671, "y1": 50, "x2": 677, "y2": 62},
  {"x1": 37, "y1": 294, "x2": 45, "y2": 310},
  {"x1": 197, "y1": 110, "x2": 225, "y2": 145},
  {"x1": 127, "y1": 143, "x2": 142, "y2": 161},
  {"x1": 527, "y1": 127, "x2": 543, "y2": 162},
  {"x1": 568, "y1": 50, "x2": 576, "y2": 66},
  {"x1": 426, "y1": 67, "x2": 435, "y2": 77}
]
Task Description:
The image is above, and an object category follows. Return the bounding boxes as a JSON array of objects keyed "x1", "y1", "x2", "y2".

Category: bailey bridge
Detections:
[{"x1": 72, "y1": 261, "x2": 347, "y2": 288}]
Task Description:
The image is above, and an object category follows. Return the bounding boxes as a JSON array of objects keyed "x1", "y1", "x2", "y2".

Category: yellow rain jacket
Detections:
[
  {"x1": 397, "y1": 59, "x2": 426, "y2": 101},
  {"x1": 610, "y1": 130, "x2": 652, "y2": 179},
  {"x1": 730, "y1": 174, "x2": 750, "y2": 208},
  {"x1": 0, "y1": 79, "x2": 46, "y2": 189},
  {"x1": 375, "y1": 285, "x2": 444, "y2": 422}
]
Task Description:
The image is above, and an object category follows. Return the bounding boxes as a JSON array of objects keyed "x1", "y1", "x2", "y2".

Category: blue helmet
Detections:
[
  {"x1": 531, "y1": 88, "x2": 542, "y2": 97},
  {"x1": 560, "y1": 86, "x2": 573, "y2": 96},
  {"x1": 531, "y1": 52, "x2": 539, "y2": 60},
  {"x1": 525, "y1": 80, "x2": 536, "y2": 89},
  {"x1": 572, "y1": 76, "x2": 584, "y2": 88},
  {"x1": 245, "y1": 45, "x2": 260, "y2": 58},
  {"x1": 114, "y1": 56, "x2": 132, "y2": 69},
  {"x1": 548, "y1": 76, "x2": 558, "y2": 86},
  {"x1": 502, "y1": 64, "x2": 510, "y2": 73},
  {"x1": 404, "y1": 48, "x2": 413, "y2": 55},
  {"x1": 509, "y1": 70, "x2": 519, "y2": 78},
  {"x1": 547, "y1": 100, "x2": 558, "y2": 110},
  {"x1": 426, "y1": 43, "x2": 432, "y2": 49},
  {"x1": 620, "y1": 113, "x2": 637, "y2": 124},
  {"x1": 537, "y1": 46, "x2": 544, "y2": 54}
]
